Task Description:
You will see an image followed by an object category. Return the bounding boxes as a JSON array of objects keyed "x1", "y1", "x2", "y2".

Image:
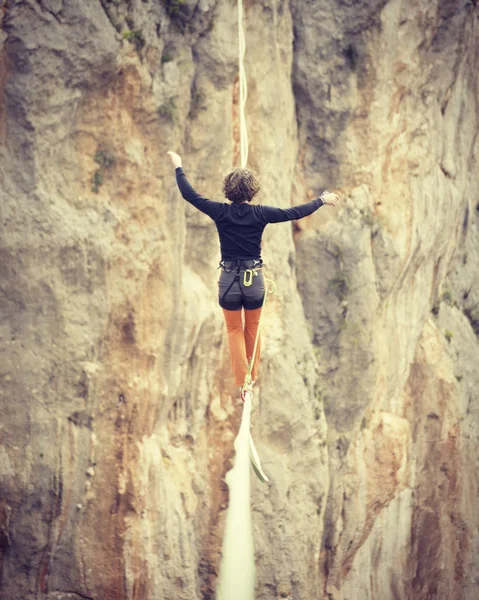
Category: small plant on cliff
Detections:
[
  {"x1": 161, "y1": 51, "x2": 174, "y2": 63},
  {"x1": 161, "y1": 0, "x2": 188, "y2": 33},
  {"x1": 92, "y1": 170, "x2": 103, "y2": 193},
  {"x1": 161, "y1": 0, "x2": 192, "y2": 34},
  {"x1": 163, "y1": 0, "x2": 184, "y2": 17},
  {"x1": 442, "y1": 289, "x2": 453, "y2": 304},
  {"x1": 158, "y1": 97, "x2": 177, "y2": 123},
  {"x1": 92, "y1": 149, "x2": 115, "y2": 194},
  {"x1": 94, "y1": 150, "x2": 115, "y2": 169},
  {"x1": 122, "y1": 29, "x2": 145, "y2": 51},
  {"x1": 444, "y1": 329, "x2": 453, "y2": 343}
]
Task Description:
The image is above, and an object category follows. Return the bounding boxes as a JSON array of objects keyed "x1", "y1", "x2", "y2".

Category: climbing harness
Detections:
[
  {"x1": 219, "y1": 258, "x2": 263, "y2": 271},
  {"x1": 218, "y1": 259, "x2": 264, "y2": 305},
  {"x1": 219, "y1": 266, "x2": 241, "y2": 305}
]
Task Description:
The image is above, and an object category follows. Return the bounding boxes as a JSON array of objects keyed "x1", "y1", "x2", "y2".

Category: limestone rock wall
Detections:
[{"x1": 0, "y1": 1, "x2": 478, "y2": 599}]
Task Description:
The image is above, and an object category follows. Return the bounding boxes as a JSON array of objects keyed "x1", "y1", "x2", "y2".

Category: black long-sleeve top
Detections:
[{"x1": 175, "y1": 167, "x2": 324, "y2": 260}]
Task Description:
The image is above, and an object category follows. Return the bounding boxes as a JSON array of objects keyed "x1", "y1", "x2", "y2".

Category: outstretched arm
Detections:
[
  {"x1": 167, "y1": 151, "x2": 223, "y2": 221},
  {"x1": 262, "y1": 190, "x2": 340, "y2": 224}
]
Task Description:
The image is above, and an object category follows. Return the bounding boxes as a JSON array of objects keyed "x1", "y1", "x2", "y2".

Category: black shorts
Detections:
[{"x1": 218, "y1": 269, "x2": 265, "y2": 311}]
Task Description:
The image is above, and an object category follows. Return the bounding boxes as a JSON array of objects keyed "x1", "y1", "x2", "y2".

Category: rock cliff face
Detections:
[{"x1": 0, "y1": 1, "x2": 478, "y2": 599}]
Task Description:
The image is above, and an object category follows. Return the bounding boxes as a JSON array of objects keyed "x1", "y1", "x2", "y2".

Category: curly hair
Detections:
[{"x1": 223, "y1": 168, "x2": 260, "y2": 204}]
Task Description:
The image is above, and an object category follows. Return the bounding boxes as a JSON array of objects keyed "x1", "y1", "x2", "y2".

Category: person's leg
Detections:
[
  {"x1": 222, "y1": 308, "x2": 248, "y2": 386},
  {"x1": 241, "y1": 270, "x2": 265, "y2": 383},
  {"x1": 244, "y1": 307, "x2": 262, "y2": 382},
  {"x1": 218, "y1": 270, "x2": 247, "y2": 386}
]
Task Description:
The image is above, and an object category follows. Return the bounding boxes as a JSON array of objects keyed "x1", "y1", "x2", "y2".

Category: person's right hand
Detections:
[
  {"x1": 167, "y1": 151, "x2": 182, "y2": 169},
  {"x1": 321, "y1": 190, "x2": 340, "y2": 206}
]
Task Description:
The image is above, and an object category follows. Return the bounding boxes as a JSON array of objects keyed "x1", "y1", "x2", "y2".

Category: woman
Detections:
[{"x1": 167, "y1": 151, "x2": 339, "y2": 399}]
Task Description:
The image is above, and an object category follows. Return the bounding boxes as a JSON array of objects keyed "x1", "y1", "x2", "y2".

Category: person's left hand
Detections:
[{"x1": 167, "y1": 151, "x2": 182, "y2": 169}]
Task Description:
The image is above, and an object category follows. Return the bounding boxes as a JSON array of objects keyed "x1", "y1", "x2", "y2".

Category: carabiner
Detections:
[{"x1": 243, "y1": 269, "x2": 254, "y2": 287}]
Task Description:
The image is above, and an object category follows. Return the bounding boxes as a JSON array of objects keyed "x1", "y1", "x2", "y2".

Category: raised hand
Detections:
[
  {"x1": 321, "y1": 190, "x2": 340, "y2": 206},
  {"x1": 167, "y1": 151, "x2": 182, "y2": 169}
]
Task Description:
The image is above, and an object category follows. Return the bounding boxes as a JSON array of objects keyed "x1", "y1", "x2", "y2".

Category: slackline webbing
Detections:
[
  {"x1": 217, "y1": 2, "x2": 257, "y2": 599},
  {"x1": 237, "y1": 0, "x2": 248, "y2": 169}
]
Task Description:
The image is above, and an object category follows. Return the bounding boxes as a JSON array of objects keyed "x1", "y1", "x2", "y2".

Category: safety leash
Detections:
[{"x1": 243, "y1": 278, "x2": 276, "y2": 388}]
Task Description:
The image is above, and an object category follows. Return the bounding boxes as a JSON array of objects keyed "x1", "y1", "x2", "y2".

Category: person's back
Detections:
[
  {"x1": 174, "y1": 165, "x2": 333, "y2": 261},
  {"x1": 167, "y1": 151, "x2": 339, "y2": 398},
  {"x1": 217, "y1": 203, "x2": 266, "y2": 260}
]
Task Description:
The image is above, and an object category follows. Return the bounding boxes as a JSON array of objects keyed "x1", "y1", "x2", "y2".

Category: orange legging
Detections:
[{"x1": 222, "y1": 307, "x2": 262, "y2": 386}]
